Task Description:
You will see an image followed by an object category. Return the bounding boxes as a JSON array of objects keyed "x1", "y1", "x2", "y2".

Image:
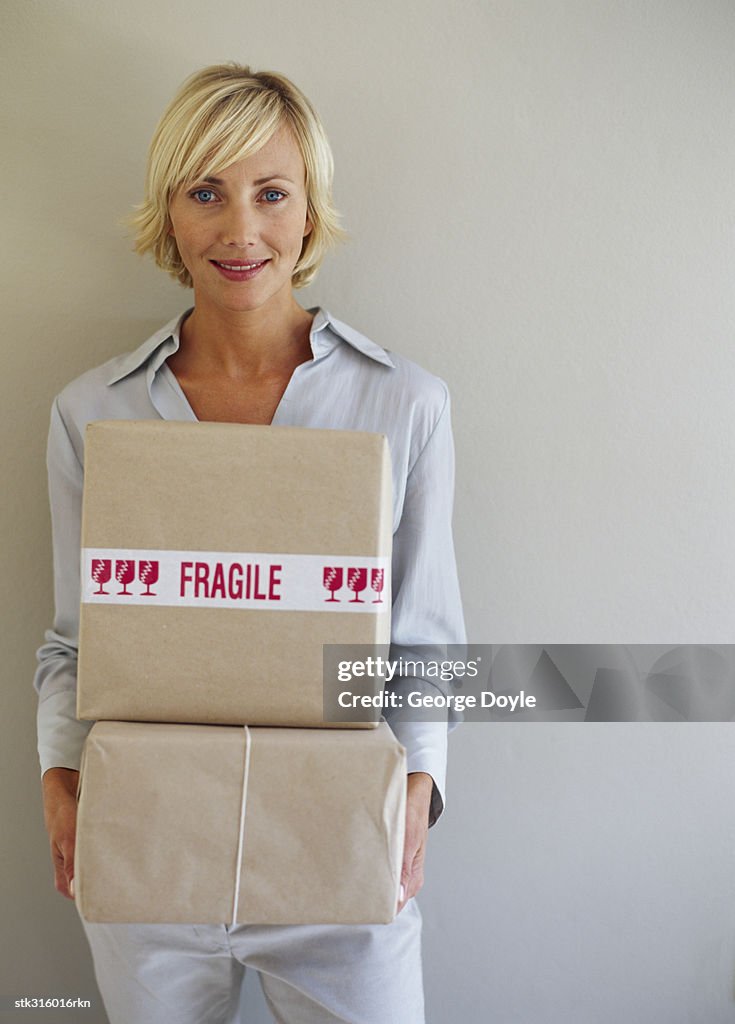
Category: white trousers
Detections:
[{"x1": 81, "y1": 900, "x2": 424, "y2": 1024}]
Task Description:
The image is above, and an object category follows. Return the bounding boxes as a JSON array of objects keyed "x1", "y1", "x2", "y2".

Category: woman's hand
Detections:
[
  {"x1": 42, "y1": 768, "x2": 79, "y2": 900},
  {"x1": 397, "y1": 771, "x2": 434, "y2": 914}
]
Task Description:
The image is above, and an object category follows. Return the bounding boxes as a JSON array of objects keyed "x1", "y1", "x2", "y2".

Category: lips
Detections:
[{"x1": 210, "y1": 259, "x2": 269, "y2": 281}]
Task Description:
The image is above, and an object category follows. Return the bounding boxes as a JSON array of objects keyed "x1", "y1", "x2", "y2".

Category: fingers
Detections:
[
  {"x1": 53, "y1": 865, "x2": 74, "y2": 899},
  {"x1": 43, "y1": 781, "x2": 78, "y2": 900},
  {"x1": 51, "y1": 837, "x2": 75, "y2": 900},
  {"x1": 397, "y1": 872, "x2": 423, "y2": 913},
  {"x1": 53, "y1": 866, "x2": 72, "y2": 899},
  {"x1": 396, "y1": 884, "x2": 407, "y2": 915},
  {"x1": 397, "y1": 849, "x2": 425, "y2": 914},
  {"x1": 397, "y1": 778, "x2": 432, "y2": 914}
]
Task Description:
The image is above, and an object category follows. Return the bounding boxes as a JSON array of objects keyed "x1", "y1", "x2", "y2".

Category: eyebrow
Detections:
[{"x1": 201, "y1": 174, "x2": 296, "y2": 186}]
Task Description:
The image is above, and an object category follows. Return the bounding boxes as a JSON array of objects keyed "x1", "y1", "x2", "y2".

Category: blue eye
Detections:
[
  {"x1": 191, "y1": 188, "x2": 217, "y2": 203},
  {"x1": 262, "y1": 189, "x2": 286, "y2": 203}
]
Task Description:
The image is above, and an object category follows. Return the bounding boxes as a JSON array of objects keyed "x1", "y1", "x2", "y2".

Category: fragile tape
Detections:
[{"x1": 81, "y1": 548, "x2": 390, "y2": 613}]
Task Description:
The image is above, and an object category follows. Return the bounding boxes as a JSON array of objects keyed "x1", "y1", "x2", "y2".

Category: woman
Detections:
[{"x1": 36, "y1": 63, "x2": 465, "y2": 1024}]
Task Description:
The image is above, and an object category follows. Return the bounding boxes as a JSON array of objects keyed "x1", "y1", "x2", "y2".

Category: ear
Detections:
[{"x1": 303, "y1": 212, "x2": 313, "y2": 239}]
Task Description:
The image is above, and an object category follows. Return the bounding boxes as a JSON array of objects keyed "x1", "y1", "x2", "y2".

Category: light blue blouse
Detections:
[{"x1": 34, "y1": 307, "x2": 465, "y2": 825}]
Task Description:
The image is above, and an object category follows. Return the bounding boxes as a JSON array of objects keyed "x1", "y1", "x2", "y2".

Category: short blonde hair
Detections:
[{"x1": 127, "y1": 63, "x2": 344, "y2": 289}]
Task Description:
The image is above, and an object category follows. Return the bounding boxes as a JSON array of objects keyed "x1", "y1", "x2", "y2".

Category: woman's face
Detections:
[{"x1": 167, "y1": 126, "x2": 312, "y2": 319}]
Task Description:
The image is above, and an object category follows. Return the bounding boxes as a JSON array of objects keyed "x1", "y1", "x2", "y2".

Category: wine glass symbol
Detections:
[
  {"x1": 138, "y1": 560, "x2": 159, "y2": 597},
  {"x1": 370, "y1": 568, "x2": 385, "y2": 604},
  {"x1": 347, "y1": 567, "x2": 367, "y2": 603},
  {"x1": 91, "y1": 559, "x2": 111, "y2": 595},
  {"x1": 323, "y1": 567, "x2": 343, "y2": 602},
  {"x1": 115, "y1": 559, "x2": 135, "y2": 596}
]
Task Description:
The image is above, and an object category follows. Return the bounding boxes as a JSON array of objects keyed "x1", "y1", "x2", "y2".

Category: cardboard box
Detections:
[
  {"x1": 77, "y1": 421, "x2": 392, "y2": 726},
  {"x1": 74, "y1": 720, "x2": 406, "y2": 925}
]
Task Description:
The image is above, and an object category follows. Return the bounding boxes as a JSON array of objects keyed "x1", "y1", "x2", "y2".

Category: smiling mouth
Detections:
[
  {"x1": 210, "y1": 259, "x2": 269, "y2": 280},
  {"x1": 211, "y1": 260, "x2": 267, "y2": 269}
]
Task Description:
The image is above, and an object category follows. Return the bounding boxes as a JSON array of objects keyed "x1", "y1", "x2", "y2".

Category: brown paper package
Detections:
[
  {"x1": 77, "y1": 421, "x2": 392, "y2": 727},
  {"x1": 75, "y1": 720, "x2": 406, "y2": 925}
]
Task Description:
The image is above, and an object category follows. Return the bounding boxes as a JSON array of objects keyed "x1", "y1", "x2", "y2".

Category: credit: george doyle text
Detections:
[{"x1": 322, "y1": 646, "x2": 536, "y2": 722}]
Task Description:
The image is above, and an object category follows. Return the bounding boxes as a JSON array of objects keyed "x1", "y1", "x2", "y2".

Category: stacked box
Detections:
[
  {"x1": 74, "y1": 421, "x2": 405, "y2": 925},
  {"x1": 77, "y1": 421, "x2": 392, "y2": 727},
  {"x1": 75, "y1": 721, "x2": 405, "y2": 925}
]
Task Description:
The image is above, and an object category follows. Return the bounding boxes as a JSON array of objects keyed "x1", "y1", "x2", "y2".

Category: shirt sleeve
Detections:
[
  {"x1": 384, "y1": 385, "x2": 466, "y2": 827},
  {"x1": 34, "y1": 398, "x2": 93, "y2": 776}
]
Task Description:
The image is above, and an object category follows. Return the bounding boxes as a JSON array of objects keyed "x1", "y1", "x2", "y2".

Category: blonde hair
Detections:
[{"x1": 126, "y1": 63, "x2": 344, "y2": 289}]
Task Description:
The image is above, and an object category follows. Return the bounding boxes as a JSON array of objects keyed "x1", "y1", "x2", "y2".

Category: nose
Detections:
[{"x1": 220, "y1": 199, "x2": 258, "y2": 248}]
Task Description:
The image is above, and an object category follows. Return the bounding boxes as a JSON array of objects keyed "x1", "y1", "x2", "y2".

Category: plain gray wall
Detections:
[{"x1": 4, "y1": 1, "x2": 735, "y2": 1021}]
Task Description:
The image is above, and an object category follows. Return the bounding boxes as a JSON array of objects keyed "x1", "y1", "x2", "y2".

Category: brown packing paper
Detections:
[
  {"x1": 77, "y1": 421, "x2": 392, "y2": 726},
  {"x1": 75, "y1": 721, "x2": 406, "y2": 925}
]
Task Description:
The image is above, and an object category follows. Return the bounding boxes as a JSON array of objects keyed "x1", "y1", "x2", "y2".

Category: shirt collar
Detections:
[{"x1": 106, "y1": 306, "x2": 395, "y2": 386}]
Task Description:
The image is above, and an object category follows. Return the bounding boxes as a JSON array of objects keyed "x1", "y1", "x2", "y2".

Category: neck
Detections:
[{"x1": 178, "y1": 293, "x2": 314, "y2": 379}]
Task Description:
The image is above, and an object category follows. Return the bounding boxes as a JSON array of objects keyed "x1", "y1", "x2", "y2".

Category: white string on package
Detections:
[{"x1": 231, "y1": 726, "x2": 252, "y2": 925}]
